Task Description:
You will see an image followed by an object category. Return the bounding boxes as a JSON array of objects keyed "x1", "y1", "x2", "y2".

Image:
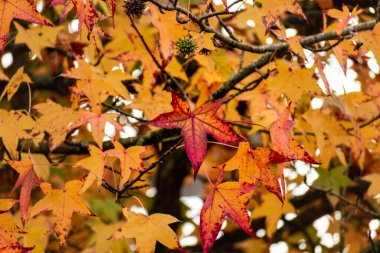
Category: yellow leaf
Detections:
[
  {"x1": 113, "y1": 208, "x2": 182, "y2": 253},
  {"x1": 29, "y1": 180, "x2": 95, "y2": 249},
  {"x1": 14, "y1": 22, "x2": 62, "y2": 60},
  {"x1": 251, "y1": 192, "x2": 295, "y2": 238},
  {"x1": 0, "y1": 66, "x2": 32, "y2": 101},
  {"x1": 362, "y1": 173, "x2": 380, "y2": 197}
]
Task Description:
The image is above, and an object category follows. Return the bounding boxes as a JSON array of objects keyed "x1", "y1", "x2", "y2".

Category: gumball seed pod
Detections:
[
  {"x1": 123, "y1": 0, "x2": 146, "y2": 17},
  {"x1": 176, "y1": 36, "x2": 198, "y2": 57}
]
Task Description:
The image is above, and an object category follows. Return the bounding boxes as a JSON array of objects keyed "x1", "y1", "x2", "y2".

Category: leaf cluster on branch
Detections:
[{"x1": 0, "y1": 0, "x2": 380, "y2": 252}]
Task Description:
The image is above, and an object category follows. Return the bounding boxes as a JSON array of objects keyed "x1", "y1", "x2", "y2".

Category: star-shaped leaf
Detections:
[
  {"x1": 69, "y1": 109, "x2": 124, "y2": 147},
  {"x1": 270, "y1": 104, "x2": 318, "y2": 164},
  {"x1": 326, "y1": 5, "x2": 362, "y2": 35},
  {"x1": 200, "y1": 177, "x2": 255, "y2": 253},
  {"x1": 0, "y1": 0, "x2": 52, "y2": 53},
  {"x1": 32, "y1": 99, "x2": 81, "y2": 151},
  {"x1": 224, "y1": 142, "x2": 291, "y2": 201},
  {"x1": 149, "y1": 91, "x2": 244, "y2": 177},
  {"x1": 74, "y1": 145, "x2": 106, "y2": 193},
  {"x1": 6, "y1": 152, "x2": 41, "y2": 226},
  {"x1": 104, "y1": 141, "x2": 146, "y2": 189},
  {"x1": 113, "y1": 208, "x2": 183, "y2": 253},
  {"x1": 267, "y1": 60, "x2": 322, "y2": 106},
  {"x1": 29, "y1": 180, "x2": 94, "y2": 249}
]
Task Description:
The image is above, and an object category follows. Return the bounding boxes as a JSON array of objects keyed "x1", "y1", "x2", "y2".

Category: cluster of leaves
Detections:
[{"x1": 0, "y1": 0, "x2": 380, "y2": 252}]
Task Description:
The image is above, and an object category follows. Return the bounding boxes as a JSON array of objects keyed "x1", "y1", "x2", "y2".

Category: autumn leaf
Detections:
[
  {"x1": 150, "y1": 5, "x2": 187, "y2": 67},
  {"x1": 0, "y1": 199, "x2": 34, "y2": 252},
  {"x1": 32, "y1": 99, "x2": 81, "y2": 151},
  {"x1": 18, "y1": 215, "x2": 51, "y2": 253},
  {"x1": 51, "y1": 0, "x2": 109, "y2": 39},
  {"x1": 104, "y1": 141, "x2": 146, "y2": 189},
  {"x1": 14, "y1": 22, "x2": 62, "y2": 60},
  {"x1": 0, "y1": 109, "x2": 34, "y2": 159},
  {"x1": 356, "y1": 22, "x2": 380, "y2": 64},
  {"x1": 69, "y1": 109, "x2": 124, "y2": 147},
  {"x1": 0, "y1": 0, "x2": 52, "y2": 53},
  {"x1": 63, "y1": 59, "x2": 132, "y2": 108},
  {"x1": 361, "y1": 173, "x2": 380, "y2": 197},
  {"x1": 267, "y1": 60, "x2": 322, "y2": 106},
  {"x1": 86, "y1": 219, "x2": 128, "y2": 253},
  {"x1": 29, "y1": 180, "x2": 95, "y2": 249},
  {"x1": 272, "y1": 30, "x2": 305, "y2": 59},
  {"x1": 270, "y1": 104, "x2": 317, "y2": 163},
  {"x1": 0, "y1": 199, "x2": 17, "y2": 214},
  {"x1": 326, "y1": 5, "x2": 362, "y2": 35},
  {"x1": 6, "y1": 152, "x2": 41, "y2": 226},
  {"x1": 149, "y1": 91, "x2": 244, "y2": 176},
  {"x1": 256, "y1": 0, "x2": 306, "y2": 32},
  {"x1": 113, "y1": 207, "x2": 183, "y2": 253},
  {"x1": 73, "y1": 145, "x2": 106, "y2": 193},
  {"x1": 251, "y1": 192, "x2": 295, "y2": 238},
  {"x1": 200, "y1": 176, "x2": 255, "y2": 253},
  {"x1": 0, "y1": 66, "x2": 32, "y2": 101},
  {"x1": 224, "y1": 142, "x2": 291, "y2": 201}
]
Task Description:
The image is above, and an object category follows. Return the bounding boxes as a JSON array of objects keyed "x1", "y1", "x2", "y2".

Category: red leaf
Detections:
[
  {"x1": 149, "y1": 91, "x2": 244, "y2": 177},
  {"x1": 269, "y1": 104, "x2": 318, "y2": 164},
  {"x1": 200, "y1": 180, "x2": 255, "y2": 253},
  {"x1": 6, "y1": 152, "x2": 40, "y2": 226}
]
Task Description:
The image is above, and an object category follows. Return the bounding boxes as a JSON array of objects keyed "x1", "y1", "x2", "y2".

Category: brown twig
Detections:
[
  {"x1": 117, "y1": 138, "x2": 183, "y2": 200},
  {"x1": 127, "y1": 15, "x2": 187, "y2": 99},
  {"x1": 305, "y1": 177, "x2": 380, "y2": 219}
]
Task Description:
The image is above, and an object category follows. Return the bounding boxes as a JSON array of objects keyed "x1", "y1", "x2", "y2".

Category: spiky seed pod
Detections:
[
  {"x1": 176, "y1": 36, "x2": 198, "y2": 57},
  {"x1": 123, "y1": 0, "x2": 145, "y2": 17}
]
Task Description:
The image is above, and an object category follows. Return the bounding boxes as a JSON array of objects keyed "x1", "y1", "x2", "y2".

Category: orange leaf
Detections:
[
  {"x1": 0, "y1": 110, "x2": 33, "y2": 159},
  {"x1": 267, "y1": 60, "x2": 322, "y2": 106},
  {"x1": 51, "y1": 0, "x2": 109, "y2": 39},
  {"x1": 64, "y1": 59, "x2": 132, "y2": 108},
  {"x1": 104, "y1": 141, "x2": 146, "y2": 189},
  {"x1": 224, "y1": 142, "x2": 291, "y2": 201},
  {"x1": 149, "y1": 91, "x2": 244, "y2": 177},
  {"x1": 6, "y1": 151, "x2": 40, "y2": 226},
  {"x1": 0, "y1": 199, "x2": 33, "y2": 252},
  {"x1": 257, "y1": 0, "x2": 306, "y2": 33},
  {"x1": 113, "y1": 208, "x2": 183, "y2": 253},
  {"x1": 0, "y1": 0, "x2": 52, "y2": 53},
  {"x1": 200, "y1": 178, "x2": 255, "y2": 253},
  {"x1": 326, "y1": 5, "x2": 362, "y2": 35},
  {"x1": 32, "y1": 100, "x2": 81, "y2": 151},
  {"x1": 29, "y1": 180, "x2": 94, "y2": 249},
  {"x1": 73, "y1": 145, "x2": 106, "y2": 193},
  {"x1": 269, "y1": 104, "x2": 318, "y2": 164},
  {"x1": 69, "y1": 109, "x2": 124, "y2": 147}
]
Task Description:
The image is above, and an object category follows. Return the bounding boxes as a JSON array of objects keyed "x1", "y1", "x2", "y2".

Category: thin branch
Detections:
[
  {"x1": 209, "y1": 4, "x2": 238, "y2": 41},
  {"x1": 224, "y1": 68, "x2": 273, "y2": 103},
  {"x1": 305, "y1": 177, "x2": 380, "y2": 219},
  {"x1": 359, "y1": 114, "x2": 380, "y2": 128},
  {"x1": 199, "y1": 10, "x2": 239, "y2": 21},
  {"x1": 117, "y1": 138, "x2": 183, "y2": 200},
  {"x1": 127, "y1": 15, "x2": 187, "y2": 99},
  {"x1": 148, "y1": 0, "x2": 377, "y2": 54},
  {"x1": 210, "y1": 52, "x2": 273, "y2": 100},
  {"x1": 102, "y1": 102, "x2": 147, "y2": 122},
  {"x1": 303, "y1": 39, "x2": 344, "y2": 52}
]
